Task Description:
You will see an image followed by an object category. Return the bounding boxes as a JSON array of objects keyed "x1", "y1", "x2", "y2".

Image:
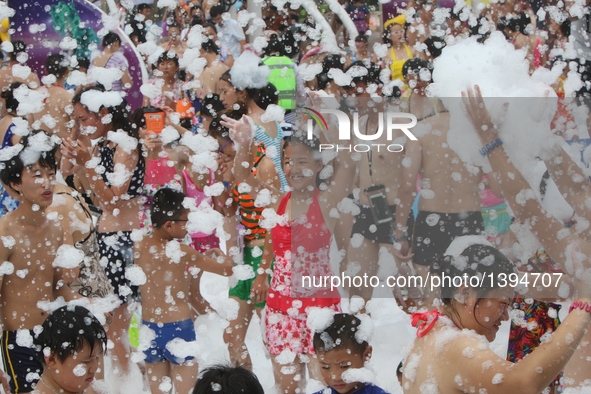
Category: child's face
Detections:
[
  {"x1": 318, "y1": 346, "x2": 370, "y2": 394},
  {"x1": 54, "y1": 342, "x2": 102, "y2": 392},
  {"x1": 284, "y1": 143, "x2": 321, "y2": 192},
  {"x1": 168, "y1": 209, "x2": 190, "y2": 239}
]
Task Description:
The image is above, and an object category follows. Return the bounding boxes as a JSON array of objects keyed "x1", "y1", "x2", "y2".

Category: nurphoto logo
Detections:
[{"x1": 304, "y1": 107, "x2": 418, "y2": 152}]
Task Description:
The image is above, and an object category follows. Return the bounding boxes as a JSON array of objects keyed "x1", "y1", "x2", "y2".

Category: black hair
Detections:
[
  {"x1": 312, "y1": 313, "x2": 369, "y2": 355},
  {"x1": 402, "y1": 58, "x2": 433, "y2": 80},
  {"x1": 201, "y1": 38, "x2": 219, "y2": 55},
  {"x1": 45, "y1": 53, "x2": 69, "y2": 79},
  {"x1": 203, "y1": 22, "x2": 217, "y2": 32},
  {"x1": 75, "y1": 57, "x2": 91, "y2": 71},
  {"x1": 433, "y1": 244, "x2": 515, "y2": 323},
  {"x1": 167, "y1": 21, "x2": 182, "y2": 31},
  {"x1": 355, "y1": 34, "x2": 368, "y2": 43},
  {"x1": 560, "y1": 19, "x2": 571, "y2": 37},
  {"x1": 1, "y1": 81, "x2": 24, "y2": 114},
  {"x1": 469, "y1": 16, "x2": 491, "y2": 43},
  {"x1": 102, "y1": 32, "x2": 122, "y2": 48},
  {"x1": 317, "y1": 54, "x2": 346, "y2": 90},
  {"x1": 35, "y1": 305, "x2": 107, "y2": 364},
  {"x1": 201, "y1": 93, "x2": 225, "y2": 118},
  {"x1": 131, "y1": 107, "x2": 148, "y2": 131},
  {"x1": 209, "y1": 103, "x2": 248, "y2": 141},
  {"x1": 157, "y1": 51, "x2": 180, "y2": 68},
  {"x1": 382, "y1": 22, "x2": 406, "y2": 47},
  {"x1": 0, "y1": 129, "x2": 58, "y2": 192},
  {"x1": 137, "y1": 3, "x2": 151, "y2": 12},
  {"x1": 150, "y1": 188, "x2": 188, "y2": 228},
  {"x1": 10, "y1": 40, "x2": 27, "y2": 61},
  {"x1": 263, "y1": 34, "x2": 285, "y2": 57},
  {"x1": 397, "y1": 360, "x2": 404, "y2": 379},
  {"x1": 423, "y1": 36, "x2": 446, "y2": 59},
  {"x1": 344, "y1": 61, "x2": 381, "y2": 88},
  {"x1": 72, "y1": 86, "x2": 138, "y2": 140},
  {"x1": 192, "y1": 364, "x2": 264, "y2": 394},
  {"x1": 209, "y1": 5, "x2": 224, "y2": 18},
  {"x1": 245, "y1": 83, "x2": 279, "y2": 110}
]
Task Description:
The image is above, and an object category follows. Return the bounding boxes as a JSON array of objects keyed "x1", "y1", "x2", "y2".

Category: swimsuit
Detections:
[
  {"x1": 389, "y1": 45, "x2": 413, "y2": 83},
  {"x1": 142, "y1": 319, "x2": 196, "y2": 365},
  {"x1": 254, "y1": 123, "x2": 288, "y2": 191},
  {"x1": 182, "y1": 168, "x2": 220, "y2": 252},
  {"x1": 1, "y1": 330, "x2": 42, "y2": 393},
  {"x1": 351, "y1": 204, "x2": 414, "y2": 245}
]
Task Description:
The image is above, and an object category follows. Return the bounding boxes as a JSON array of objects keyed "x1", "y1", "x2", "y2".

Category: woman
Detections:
[
  {"x1": 218, "y1": 70, "x2": 288, "y2": 191},
  {"x1": 143, "y1": 52, "x2": 184, "y2": 109},
  {"x1": 223, "y1": 117, "x2": 357, "y2": 394},
  {"x1": 160, "y1": 22, "x2": 187, "y2": 59},
  {"x1": 91, "y1": 32, "x2": 133, "y2": 92},
  {"x1": 209, "y1": 106, "x2": 279, "y2": 368},
  {"x1": 383, "y1": 16, "x2": 413, "y2": 84},
  {"x1": 61, "y1": 86, "x2": 145, "y2": 377},
  {"x1": 402, "y1": 239, "x2": 591, "y2": 394}
]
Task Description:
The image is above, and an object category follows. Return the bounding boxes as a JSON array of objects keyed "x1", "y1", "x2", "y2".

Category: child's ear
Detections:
[
  {"x1": 364, "y1": 346, "x2": 372, "y2": 362},
  {"x1": 44, "y1": 351, "x2": 59, "y2": 368}
]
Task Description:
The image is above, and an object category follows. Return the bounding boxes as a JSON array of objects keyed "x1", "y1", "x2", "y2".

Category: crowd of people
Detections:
[{"x1": 0, "y1": 0, "x2": 590, "y2": 393}]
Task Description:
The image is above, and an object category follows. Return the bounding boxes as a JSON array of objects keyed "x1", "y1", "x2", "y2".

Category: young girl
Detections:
[
  {"x1": 61, "y1": 86, "x2": 145, "y2": 377},
  {"x1": 222, "y1": 116, "x2": 357, "y2": 394}
]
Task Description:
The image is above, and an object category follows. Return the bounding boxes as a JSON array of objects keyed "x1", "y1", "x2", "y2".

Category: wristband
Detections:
[
  {"x1": 479, "y1": 138, "x2": 503, "y2": 157},
  {"x1": 569, "y1": 300, "x2": 591, "y2": 314}
]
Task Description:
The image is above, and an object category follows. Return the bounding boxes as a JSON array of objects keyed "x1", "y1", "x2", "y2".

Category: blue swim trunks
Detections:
[{"x1": 142, "y1": 319, "x2": 196, "y2": 365}]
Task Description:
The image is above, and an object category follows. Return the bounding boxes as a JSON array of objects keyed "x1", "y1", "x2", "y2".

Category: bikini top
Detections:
[{"x1": 411, "y1": 309, "x2": 444, "y2": 337}]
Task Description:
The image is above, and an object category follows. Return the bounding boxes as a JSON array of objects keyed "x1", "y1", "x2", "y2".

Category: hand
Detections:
[
  {"x1": 61, "y1": 138, "x2": 92, "y2": 167},
  {"x1": 461, "y1": 85, "x2": 497, "y2": 140},
  {"x1": 221, "y1": 115, "x2": 254, "y2": 146},
  {"x1": 251, "y1": 273, "x2": 269, "y2": 305},
  {"x1": 204, "y1": 248, "x2": 225, "y2": 259},
  {"x1": 393, "y1": 239, "x2": 415, "y2": 262},
  {"x1": 0, "y1": 369, "x2": 9, "y2": 394},
  {"x1": 143, "y1": 133, "x2": 163, "y2": 159},
  {"x1": 161, "y1": 106, "x2": 175, "y2": 126}
]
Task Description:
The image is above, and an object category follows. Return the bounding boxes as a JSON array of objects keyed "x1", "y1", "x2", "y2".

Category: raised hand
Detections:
[
  {"x1": 220, "y1": 115, "x2": 254, "y2": 146},
  {"x1": 461, "y1": 85, "x2": 495, "y2": 135},
  {"x1": 61, "y1": 138, "x2": 93, "y2": 167}
]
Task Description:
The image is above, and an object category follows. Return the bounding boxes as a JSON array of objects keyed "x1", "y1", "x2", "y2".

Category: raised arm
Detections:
[
  {"x1": 181, "y1": 244, "x2": 234, "y2": 276},
  {"x1": 462, "y1": 85, "x2": 591, "y2": 269}
]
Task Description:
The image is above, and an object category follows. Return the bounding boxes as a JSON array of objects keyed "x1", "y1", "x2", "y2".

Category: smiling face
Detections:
[
  {"x1": 284, "y1": 142, "x2": 322, "y2": 192},
  {"x1": 389, "y1": 24, "x2": 405, "y2": 45},
  {"x1": 318, "y1": 346, "x2": 370, "y2": 394},
  {"x1": 466, "y1": 287, "x2": 513, "y2": 342},
  {"x1": 157, "y1": 59, "x2": 179, "y2": 80}
]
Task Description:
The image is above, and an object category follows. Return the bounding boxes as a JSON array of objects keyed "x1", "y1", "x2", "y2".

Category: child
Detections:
[
  {"x1": 192, "y1": 364, "x2": 264, "y2": 394},
  {"x1": 135, "y1": 188, "x2": 234, "y2": 394},
  {"x1": 312, "y1": 314, "x2": 387, "y2": 394},
  {"x1": 346, "y1": 0, "x2": 370, "y2": 36},
  {"x1": 34, "y1": 305, "x2": 107, "y2": 394}
]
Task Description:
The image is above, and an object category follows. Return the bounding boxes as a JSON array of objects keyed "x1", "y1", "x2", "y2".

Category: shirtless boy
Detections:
[
  {"x1": 135, "y1": 188, "x2": 233, "y2": 394},
  {"x1": 0, "y1": 130, "x2": 78, "y2": 393}
]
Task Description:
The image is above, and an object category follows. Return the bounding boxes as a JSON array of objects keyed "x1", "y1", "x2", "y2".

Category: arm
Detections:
[
  {"x1": 252, "y1": 231, "x2": 273, "y2": 304},
  {"x1": 463, "y1": 86, "x2": 591, "y2": 269},
  {"x1": 444, "y1": 306, "x2": 591, "y2": 394},
  {"x1": 181, "y1": 244, "x2": 234, "y2": 276},
  {"x1": 393, "y1": 139, "x2": 422, "y2": 260}
]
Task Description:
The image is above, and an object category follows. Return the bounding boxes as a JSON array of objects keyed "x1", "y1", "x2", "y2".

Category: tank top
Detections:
[
  {"x1": 254, "y1": 122, "x2": 288, "y2": 191},
  {"x1": 389, "y1": 45, "x2": 413, "y2": 82},
  {"x1": 266, "y1": 190, "x2": 341, "y2": 313}
]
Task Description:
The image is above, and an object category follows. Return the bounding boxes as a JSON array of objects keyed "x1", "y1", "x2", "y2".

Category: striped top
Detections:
[
  {"x1": 233, "y1": 143, "x2": 267, "y2": 242},
  {"x1": 254, "y1": 122, "x2": 288, "y2": 191}
]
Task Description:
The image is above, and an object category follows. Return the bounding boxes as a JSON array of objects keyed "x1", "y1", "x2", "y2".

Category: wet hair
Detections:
[
  {"x1": 35, "y1": 305, "x2": 107, "y2": 364},
  {"x1": 290, "y1": 129, "x2": 322, "y2": 160},
  {"x1": 201, "y1": 38, "x2": 219, "y2": 55},
  {"x1": 281, "y1": 135, "x2": 291, "y2": 163},
  {"x1": 312, "y1": 313, "x2": 369, "y2": 355},
  {"x1": 208, "y1": 103, "x2": 248, "y2": 141},
  {"x1": 344, "y1": 61, "x2": 381, "y2": 88},
  {"x1": 72, "y1": 86, "x2": 139, "y2": 140},
  {"x1": 192, "y1": 364, "x2": 264, "y2": 394},
  {"x1": 397, "y1": 360, "x2": 404, "y2": 380},
  {"x1": 75, "y1": 57, "x2": 91, "y2": 71},
  {"x1": 167, "y1": 21, "x2": 181, "y2": 31},
  {"x1": 469, "y1": 16, "x2": 491, "y2": 43},
  {"x1": 433, "y1": 244, "x2": 515, "y2": 323},
  {"x1": 102, "y1": 32, "x2": 122, "y2": 48},
  {"x1": 423, "y1": 36, "x2": 446, "y2": 59},
  {"x1": 150, "y1": 188, "x2": 188, "y2": 228},
  {"x1": 10, "y1": 40, "x2": 27, "y2": 61},
  {"x1": 203, "y1": 22, "x2": 217, "y2": 32},
  {"x1": 137, "y1": 3, "x2": 151, "y2": 12},
  {"x1": 317, "y1": 54, "x2": 346, "y2": 90},
  {"x1": 209, "y1": 5, "x2": 224, "y2": 18},
  {"x1": 263, "y1": 34, "x2": 285, "y2": 57},
  {"x1": 219, "y1": 70, "x2": 235, "y2": 87},
  {"x1": 45, "y1": 53, "x2": 69, "y2": 79},
  {"x1": 355, "y1": 34, "x2": 368, "y2": 43},
  {"x1": 201, "y1": 93, "x2": 225, "y2": 119},
  {"x1": 0, "y1": 129, "x2": 58, "y2": 192},
  {"x1": 402, "y1": 58, "x2": 433, "y2": 80},
  {"x1": 1, "y1": 81, "x2": 24, "y2": 114},
  {"x1": 157, "y1": 51, "x2": 180, "y2": 68},
  {"x1": 246, "y1": 83, "x2": 279, "y2": 110},
  {"x1": 131, "y1": 107, "x2": 148, "y2": 131}
]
